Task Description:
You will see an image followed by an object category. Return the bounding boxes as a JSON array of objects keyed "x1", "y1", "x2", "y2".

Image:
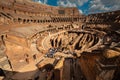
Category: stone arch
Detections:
[
  {"x1": 23, "y1": 19, "x2": 26, "y2": 23},
  {"x1": 0, "y1": 68, "x2": 5, "y2": 77}
]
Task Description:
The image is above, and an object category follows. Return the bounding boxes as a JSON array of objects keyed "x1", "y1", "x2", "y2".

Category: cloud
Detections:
[
  {"x1": 57, "y1": 0, "x2": 88, "y2": 7},
  {"x1": 57, "y1": 0, "x2": 77, "y2": 7},
  {"x1": 77, "y1": 0, "x2": 88, "y2": 6},
  {"x1": 79, "y1": 9, "x2": 83, "y2": 14},
  {"x1": 38, "y1": 0, "x2": 42, "y2": 3},
  {"x1": 57, "y1": 0, "x2": 88, "y2": 14},
  {"x1": 33, "y1": 0, "x2": 47, "y2": 4},
  {"x1": 89, "y1": 0, "x2": 120, "y2": 14},
  {"x1": 44, "y1": 0, "x2": 47, "y2": 4}
]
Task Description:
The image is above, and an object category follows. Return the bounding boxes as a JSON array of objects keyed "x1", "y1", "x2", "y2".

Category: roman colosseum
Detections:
[{"x1": 0, "y1": 0, "x2": 120, "y2": 80}]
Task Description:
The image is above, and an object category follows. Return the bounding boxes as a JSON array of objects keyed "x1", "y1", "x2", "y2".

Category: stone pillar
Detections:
[{"x1": 54, "y1": 68, "x2": 63, "y2": 80}]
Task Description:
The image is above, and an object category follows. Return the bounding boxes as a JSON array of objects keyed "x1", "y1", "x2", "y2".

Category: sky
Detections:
[{"x1": 33, "y1": 0, "x2": 120, "y2": 15}]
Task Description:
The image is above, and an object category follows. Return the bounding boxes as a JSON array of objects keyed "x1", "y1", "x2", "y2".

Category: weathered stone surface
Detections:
[{"x1": 0, "y1": 0, "x2": 120, "y2": 80}]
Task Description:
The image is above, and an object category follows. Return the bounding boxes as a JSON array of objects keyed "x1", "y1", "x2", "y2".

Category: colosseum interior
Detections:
[{"x1": 0, "y1": 0, "x2": 120, "y2": 80}]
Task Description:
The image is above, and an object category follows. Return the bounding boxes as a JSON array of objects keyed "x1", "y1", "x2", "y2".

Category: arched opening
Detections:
[
  {"x1": 24, "y1": 54, "x2": 29, "y2": 64},
  {"x1": 18, "y1": 18, "x2": 22, "y2": 23},
  {"x1": 0, "y1": 68, "x2": 5, "y2": 77},
  {"x1": 31, "y1": 20, "x2": 33, "y2": 22},
  {"x1": 50, "y1": 39, "x2": 54, "y2": 47},
  {"x1": 38, "y1": 20, "x2": 39, "y2": 23},
  {"x1": 27, "y1": 19, "x2": 29, "y2": 23},
  {"x1": 1, "y1": 35, "x2": 5, "y2": 45},
  {"x1": 2, "y1": 7, "x2": 4, "y2": 10},
  {"x1": 23, "y1": 19, "x2": 26, "y2": 23}
]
